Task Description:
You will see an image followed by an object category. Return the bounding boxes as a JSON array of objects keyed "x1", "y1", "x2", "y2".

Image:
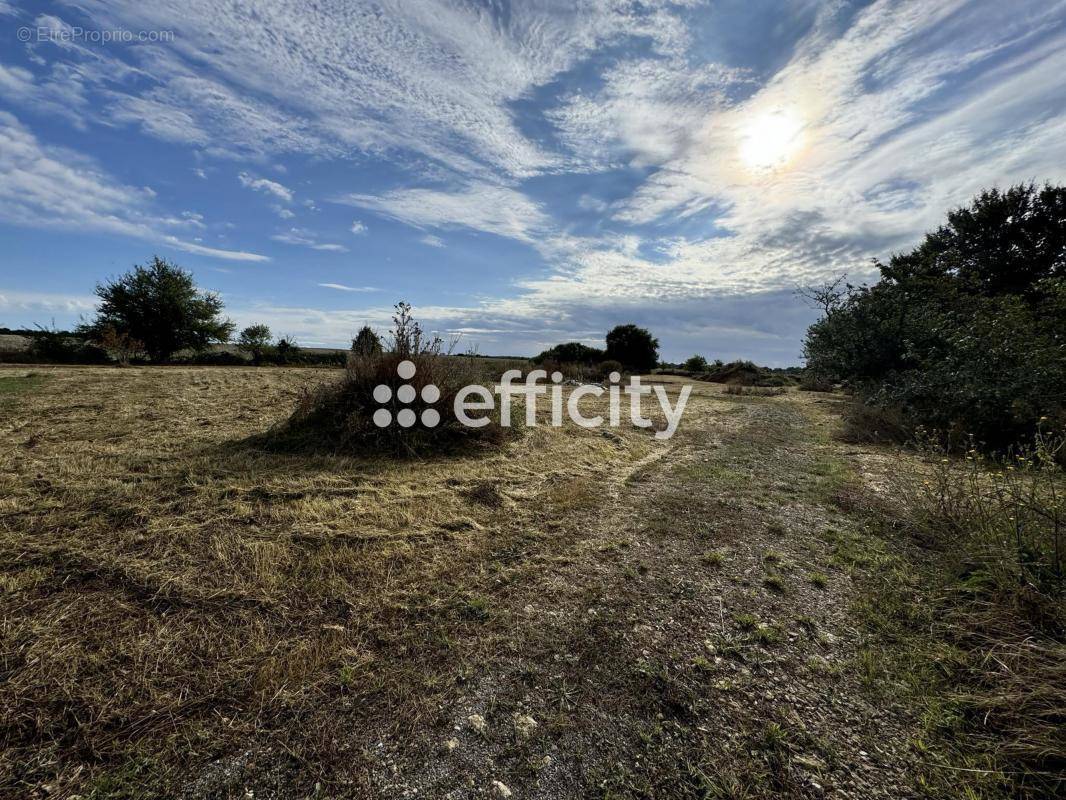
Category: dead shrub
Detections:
[{"x1": 260, "y1": 302, "x2": 508, "y2": 456}]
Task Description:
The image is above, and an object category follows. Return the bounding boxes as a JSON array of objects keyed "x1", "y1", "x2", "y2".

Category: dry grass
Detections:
[
  {"x1": 723, "y1": 385, "x2": 786, "y2": 397},
  {"x1": 0, "y1": 365, "x2": 661, "y2": 796}
]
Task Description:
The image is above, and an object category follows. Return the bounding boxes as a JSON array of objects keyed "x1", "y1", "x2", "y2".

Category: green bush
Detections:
[
  {"x1": 803, "y1": 184, "x2": 1066, "y2": 452},
  {"x1": 683, "y1": 354, "x2": 708, "y2": 372},
  {"x1": 533, "y1": 341, "x2": 605, "y2": 365}
]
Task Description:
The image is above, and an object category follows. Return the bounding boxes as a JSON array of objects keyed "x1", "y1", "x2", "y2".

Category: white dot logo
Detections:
[{"x1": 372, "y1": 360, "x2": 441, "y2": 428}]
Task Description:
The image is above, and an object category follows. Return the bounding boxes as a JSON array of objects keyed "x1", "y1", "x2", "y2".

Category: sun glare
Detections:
[{"x1": 738, "y1": 108, "x2": 805, "y2": 171}]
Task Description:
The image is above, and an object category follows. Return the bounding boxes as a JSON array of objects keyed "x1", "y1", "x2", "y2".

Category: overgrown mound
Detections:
[{"x1": 260, "y1": 304, "x2": 507, "y2": 456}]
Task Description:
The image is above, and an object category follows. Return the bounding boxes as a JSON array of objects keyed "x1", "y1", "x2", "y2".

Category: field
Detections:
[{"x1": 0, "y1": 366, "x2": 1057, "y2": 798}]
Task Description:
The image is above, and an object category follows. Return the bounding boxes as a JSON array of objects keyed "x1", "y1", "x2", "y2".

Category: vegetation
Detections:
[
  {"x1": 683, "y1": 354, "x2": 708, "y2": 372},
  {"x1": 846, "y1": 429, "x2": 1066, "y2": 799},
  {"x1": 262, "y1": 303, "x2": 507, "y2": 455},
  {"x1": 80, "y1": 256, "x2": 234, "y2": 363},
  {"x1": 533, "y1": 341, "x2": 605, "y2": 365},
  {"x1": 351, "y1": 324, "x2": 383, "y2": 357},
  {"x1": 605, "y1": 323, "x2": 659, "y2": 372},
  {"x1": 236, "y1": 323, "x2": 273, "y2": 365},
  {"x1": 803, "y1": 184, "x2": 1066, "y2": 451}
]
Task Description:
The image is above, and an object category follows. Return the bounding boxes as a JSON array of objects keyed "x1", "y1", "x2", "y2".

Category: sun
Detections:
[{"x1": 738, "y1": 108, "x2": 805, "y2": 171}]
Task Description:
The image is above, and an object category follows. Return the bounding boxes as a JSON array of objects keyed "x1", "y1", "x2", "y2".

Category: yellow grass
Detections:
[{"x1": 0, "y1": 365, "x2": 667, "y2": 793}]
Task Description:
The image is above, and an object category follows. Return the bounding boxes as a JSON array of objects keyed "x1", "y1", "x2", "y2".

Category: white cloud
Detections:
[
  {"x1": 38, "y1": 0, "x2": 696, "y2": 177},
  {"x1": 318, "y1": 283, "x2": 377, "y2": 292},
  {"x1": 0, "y1": 289, "x2": 98, "y2": 315},
  {"x1": 350, "y1": 220, "x2": 367, "y2": 235},
  {"x1": 420, "y1": 234, "x2": 445, "y2": 248},
  {"x1": 238, "y1": 171, "x2": 293, "y2": 203},
  {"x1": 0, "y1": 111, "x2": 267, "y2": 262},
  {"x1": 336, "y1": 183, "x2": 549, "y2": 243},
  {"x1": 271, "y1": 227, "x2": 347, "y2": 252}
]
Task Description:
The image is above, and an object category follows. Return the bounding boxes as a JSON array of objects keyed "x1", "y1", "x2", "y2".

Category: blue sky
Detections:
[{"x1": 1, "y1": 0, "x2": 1065, "y2": 364}]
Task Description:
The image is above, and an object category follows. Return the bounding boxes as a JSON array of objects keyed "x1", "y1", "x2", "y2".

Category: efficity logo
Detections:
[{"x1": 373, "y1": 361, "x2": 691, "y2": 440}]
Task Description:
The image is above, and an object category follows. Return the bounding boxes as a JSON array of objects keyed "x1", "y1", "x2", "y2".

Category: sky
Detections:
[{"x1": 1, "y1": 0, "x2": 1065, "y2": 365}]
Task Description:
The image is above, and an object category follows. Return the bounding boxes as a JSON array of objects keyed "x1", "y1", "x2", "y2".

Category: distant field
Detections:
[{"x1": 0, "y1": 366, "x2": 1054, "y2": 798}]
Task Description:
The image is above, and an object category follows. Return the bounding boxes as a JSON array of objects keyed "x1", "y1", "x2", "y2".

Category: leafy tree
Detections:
[
  {"x1": 273, "y1": 335, "x2": 301, "y2": 364},
  {"x1": 605, "y1": 324, "x2": 659, "y2": 372},
  {"x1": 533, "y1": 341, "x2": 605, "y2": 365},
  {"x1": 683, "y1": 354, "x2": 709, "y2": 372},
  {"x1": 236, "y1": 324, "x2": 272, "y2": 365},
  {"x1": 82, "y1": 256, "x2": 233, "y2": 362},
  {"x1": 351, "y1": 325, "x2": 383, "y2": 357},
  {"x1": 802, "y1": 183, "x2": 1066, "y2": 450}
]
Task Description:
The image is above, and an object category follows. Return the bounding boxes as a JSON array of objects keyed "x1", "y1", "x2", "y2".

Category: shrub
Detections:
[
  {"x1": 271, "y1": 336, "x2": 301, "y2": 365},
  {"x1": 798, "y1": 374, "x2": 834, "y2": 392},
  {"x1": 351, "y1": 325, "x2": 383, "y2": 357},
  {"x1": 261, "y1": 303, "x2": 507, "y2": 456},
  {"x1": 174, "y1": 350, "x2": 247, "y2": 366},
  {"x1": 95, "y1": 324, "x2": 143, "y2": 366},
  {"x1": 533, "y1": 341, "x2": 604, "y2": 365},
  {"x1": 28, "y1": 326, "x2": 109, "y2": 364},
  {"x1": 838, "y1": 402, "x2": 911, "y2": 444},
  {"x1": 683, "y1": 354, "x2": 708, "y2": 372},
  {"x1": 595, "y1": 360, "x2": 625, "y2": 380}
]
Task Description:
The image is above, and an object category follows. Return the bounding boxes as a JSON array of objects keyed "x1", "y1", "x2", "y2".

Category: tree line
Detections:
[{"x1": 802, "y1": 183, "x2": 1066, "y2": 451}]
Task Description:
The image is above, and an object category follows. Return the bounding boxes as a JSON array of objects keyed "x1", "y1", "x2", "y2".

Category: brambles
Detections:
[{"x1": 260, "y1": 303, "x2": 507, "y2": 456}]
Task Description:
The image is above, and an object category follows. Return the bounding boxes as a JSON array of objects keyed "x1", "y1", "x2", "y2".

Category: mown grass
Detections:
[{"x1": 0, "y1": 366, "x2": 660, "y2": 796}]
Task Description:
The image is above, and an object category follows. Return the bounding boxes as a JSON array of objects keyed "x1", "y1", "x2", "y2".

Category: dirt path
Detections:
[{"x1": 208, "y1": 383, "x2": 921, "y2": 799}]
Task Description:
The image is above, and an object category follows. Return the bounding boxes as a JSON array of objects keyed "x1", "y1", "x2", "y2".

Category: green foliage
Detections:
[
  {"x1": 82, "y1": 256, "x2": 234, "y2": 362},
  {"x1": 29, "y1": 324, "x2": 109, "y2": 364},
  {"x1": 533, "y1": 341, "x2": 605, "y2": 365},
  {"x1": 605, "y1": 324, "x2": 659, "y2": 372},
  {"x1": 683, "y1": 354, "x2": 708, "y2": 372},
  {"x1": 272, "y1": 335, "x2": 301, "y2": 364},
  {"x1": 803, "y1": 184, "x2": 1066, "y2": 450},
  {"x1": 351, "y1": 325, "x2": 383, "y2": 357},
  {"x1": 236, "y1": 324, "x2": 272, "y2": 364}
]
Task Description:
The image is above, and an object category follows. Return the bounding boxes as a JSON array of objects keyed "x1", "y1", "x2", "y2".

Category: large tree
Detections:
[
  {"x1": 83, "y1": 256, "x2": 234, "y2": 362},
  {"x1": 236, "y1": 324, "x2": 272, "y2": 365},
  {"x1": 605, "y1": 324, "x2": 659, "y2": 372}
]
